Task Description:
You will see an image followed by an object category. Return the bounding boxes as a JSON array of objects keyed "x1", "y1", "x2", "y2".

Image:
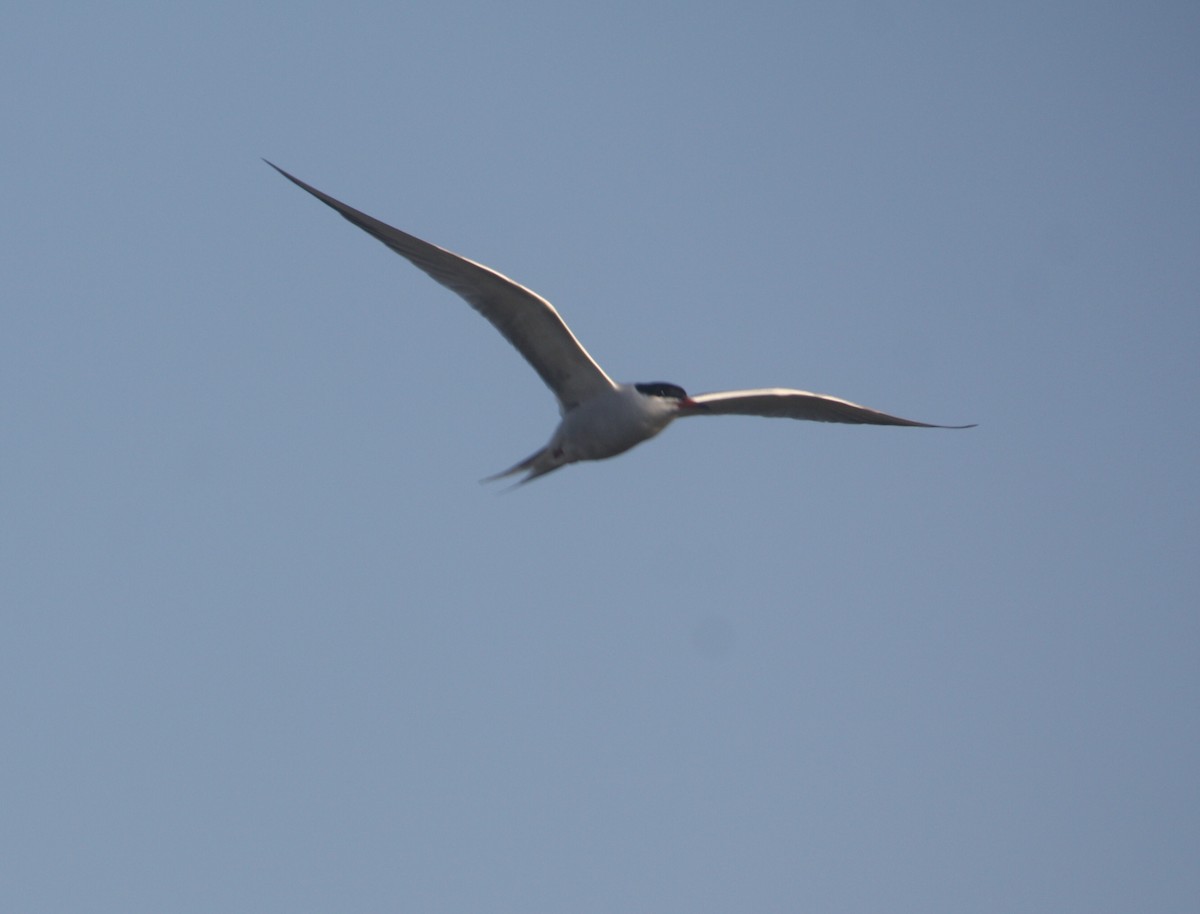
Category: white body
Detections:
[{"x1": 555, "y1": 385, "x2": 678, "y2": 461}]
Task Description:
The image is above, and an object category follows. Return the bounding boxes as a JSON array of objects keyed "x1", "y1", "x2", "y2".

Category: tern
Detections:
[{"x1": 267, "y1": 162, "x2": 974, "y2": 484}]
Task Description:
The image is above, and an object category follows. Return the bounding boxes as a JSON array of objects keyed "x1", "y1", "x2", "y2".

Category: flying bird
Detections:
[{"x1": 266, "y1": 162, "x2": 974, "y2": 484}]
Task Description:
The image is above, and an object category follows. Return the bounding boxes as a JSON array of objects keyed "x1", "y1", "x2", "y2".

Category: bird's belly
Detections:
[{"x1": 557, "y1": 394, "x2": 672, "y2": 461}]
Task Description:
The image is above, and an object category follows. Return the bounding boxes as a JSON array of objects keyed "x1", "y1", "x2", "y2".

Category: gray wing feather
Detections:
[
  {"x1": 266, "y1": 162, "x2": 614, "y2": 411},
  {"x1": 688, "y1": 388, "x2": 975, "y2": 428}
]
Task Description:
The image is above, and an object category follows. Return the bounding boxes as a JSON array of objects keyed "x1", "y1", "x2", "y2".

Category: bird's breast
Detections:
[{"x1": 556, "y1": 386, "x2": 676, "y2": 461}]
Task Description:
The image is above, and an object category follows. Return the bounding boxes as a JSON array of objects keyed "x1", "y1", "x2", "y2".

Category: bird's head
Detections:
[{"x1": 634, "y1": 382, "x2": 704, "y2": 410}]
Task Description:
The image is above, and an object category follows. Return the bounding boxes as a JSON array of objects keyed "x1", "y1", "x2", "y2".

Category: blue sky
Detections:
[{"x1": 3, "y1": 2, "x2": 1197, "y2": 912}]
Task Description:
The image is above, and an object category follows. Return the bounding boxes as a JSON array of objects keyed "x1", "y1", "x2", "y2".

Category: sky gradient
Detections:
[{"x1": 3, "y1": 3, "x2": 1198, "y2": 912}]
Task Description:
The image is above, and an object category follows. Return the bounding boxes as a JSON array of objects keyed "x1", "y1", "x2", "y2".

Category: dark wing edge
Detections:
[
  {"x1": 687, "y1": 388, "x2": 976, "y2": 428},
  {"x1": 264, "y1": 160, "x2": 614, "y2": 410}
]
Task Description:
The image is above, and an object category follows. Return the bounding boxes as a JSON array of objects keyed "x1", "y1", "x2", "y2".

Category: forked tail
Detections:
[{"x1": 480, "y1": 445, "x2": 567, "y2": 487}]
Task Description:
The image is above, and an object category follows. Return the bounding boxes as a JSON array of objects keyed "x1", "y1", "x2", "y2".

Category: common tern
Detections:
[{"x1": 267, "y1": 162, "x2": 974, "y2": 484}]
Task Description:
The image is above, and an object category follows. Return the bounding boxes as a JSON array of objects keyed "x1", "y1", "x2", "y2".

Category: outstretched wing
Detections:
[
  {"x1": 266, "y1": 161, "x2": 615, "y2": 412},
  {"x1": 686, "y1": 388, "x2": 975, "y2": 428}
]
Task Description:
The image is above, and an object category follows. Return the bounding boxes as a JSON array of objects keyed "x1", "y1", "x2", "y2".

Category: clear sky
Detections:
[{"x1": 3, "y1": 2, "x2": 1198, "y2": 912}]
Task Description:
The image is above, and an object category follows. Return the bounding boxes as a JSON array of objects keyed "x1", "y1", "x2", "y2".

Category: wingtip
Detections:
[{"x1": 262, "y1": 159, "x2": 297, "y2": 182}]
